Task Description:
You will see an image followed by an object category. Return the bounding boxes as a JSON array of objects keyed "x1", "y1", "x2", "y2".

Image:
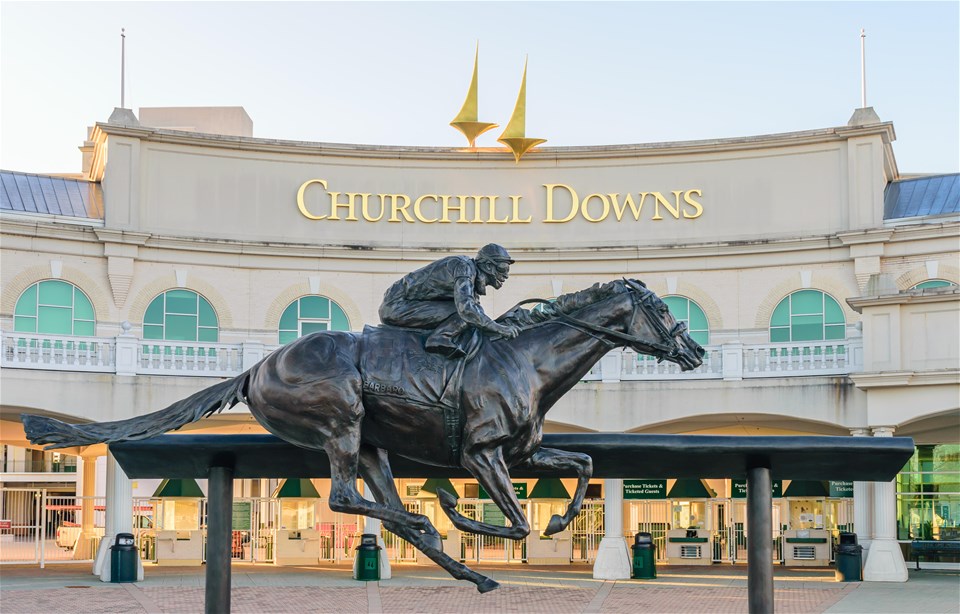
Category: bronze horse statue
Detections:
[{"x1": 23, "y1": 278, "x2": 703, "y2": 592}]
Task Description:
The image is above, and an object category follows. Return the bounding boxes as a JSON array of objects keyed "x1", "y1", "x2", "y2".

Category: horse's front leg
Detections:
[
  {"x1": 437, "y1": 447, "x2": 530, "y2": 541},
  {"x1": 514, "y1": 447, "x2": 593, "y2": 535}
]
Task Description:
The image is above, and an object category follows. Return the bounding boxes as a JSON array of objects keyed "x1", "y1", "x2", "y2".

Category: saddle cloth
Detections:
[{"x1": 359, "y1": 325, "x2": 477, "y2": 462}]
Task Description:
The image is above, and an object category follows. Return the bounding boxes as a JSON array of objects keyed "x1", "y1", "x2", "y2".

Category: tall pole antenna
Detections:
[
  {"x1": 121, "y1": 28, "x2": 126, "y2": 108},
  {"x1": 860, "y1": 28, "x2": 866, "y2": 108}
]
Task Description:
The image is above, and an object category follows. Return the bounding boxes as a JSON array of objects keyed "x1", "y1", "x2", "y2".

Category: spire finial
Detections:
[
  {"x1": 497, "y1": 56, "x2": 547, "y2": 163},
  {"x1": 450, "y1": 42, "x2": 498, "y2": 147}
]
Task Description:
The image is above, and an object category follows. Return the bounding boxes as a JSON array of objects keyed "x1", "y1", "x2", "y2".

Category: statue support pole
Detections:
[
  {"x1": 206, "y1": 465, "x2": 234, "y2": 614},
  {"x1": 746, "y1": 464, "x2": 774, "y2": 614}
]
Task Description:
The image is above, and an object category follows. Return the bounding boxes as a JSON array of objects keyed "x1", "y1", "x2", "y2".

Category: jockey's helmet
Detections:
[{"x1": 476, "y1": 243, "x2": 515, "y2": 265}]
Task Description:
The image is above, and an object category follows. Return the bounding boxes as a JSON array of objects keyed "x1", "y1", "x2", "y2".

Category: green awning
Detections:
[
  {"x1": 418, "y1": 478, "x2": 459, "y2": 498},
  {"x1": 152, "y1": 478, "x2": 204, "y2": 498},
  {"x1": 667, "y1": 479, "x2": 716, "y2": 499},
  {"x1": 783, "y1": 480, "x2": 829, "y2": 498},
  {"x1": 529, "y1": 478, "x2": 571, "y2": 499},
  {"x1": 272, "y1": 478, "x2": 320, "y2": 498}
]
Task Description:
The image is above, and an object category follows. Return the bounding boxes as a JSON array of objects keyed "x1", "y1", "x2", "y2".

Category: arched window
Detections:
[
  {"x1": 662, "y1": 296, "x2": 709, "y2": 345},
  {"x1": 143, "y1": 290, "x2": 219, "y2": 342},
  {"x1": 278, "y1": 296, "x2": 350, "y2": 344},
  {"x1": 14, "y1": 280, "x2": 95, "y2": 336},
  {"x1": 911, "y1": 279, "x2": 956, "y2": 290},
  {"x1": 769, "y1": 290, "x2": 845, "y2": 342}
]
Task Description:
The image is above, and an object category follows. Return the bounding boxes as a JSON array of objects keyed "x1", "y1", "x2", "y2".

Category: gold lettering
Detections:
[
  {"x1": 683, "y1": 189, "x2": 703, "y2": 219},
  {"x1": 509, "y1": 195, "x2": 532, "y2": 223},
  {"x1": 441, "y1": 196, "x2": 471, "y2": 223},
  {"x1": 609, "y1": 193, "x2": 645, "y2": 221},
  {"x1": 362, "y1": 193, "x2": 385, "y2": 222},
  {"x1": 383, "y1": 194, "x2": 414, "y2": 223},
  {"x1": 486, "y1": 195, "x2": 509, "y2": 224},
  {"x1": 468, "y1": 196, "x2": 495, "y2": 223},
  {"x1": 581, "y1": 193, "x2": 611, "y2": 223},
  {"x1": 650, "y1": 191, "x2": 681, "y2": 220},
  {"x1": 296, "y1": 179, "x2": 328, "y2": 220},
  {"x1": 543, "y1": 184, "x2": 579, "y2": 223},
  {"x1": 327, "y1": 192, "x2": 363, "y2": 221},
  {"x1": 413, "y1": 195, "x2": 439, "y2": 223}
]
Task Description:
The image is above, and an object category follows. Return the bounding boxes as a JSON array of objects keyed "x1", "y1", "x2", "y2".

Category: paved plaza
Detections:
[{"x1": 0, "y1": 563, "x2": 957, "y2": 613}]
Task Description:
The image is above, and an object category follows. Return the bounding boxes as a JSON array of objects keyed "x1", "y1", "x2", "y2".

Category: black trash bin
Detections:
[
  {"x1": 835, "y1": 532, "x2": 863, "y2": 581},
  {"x1": 631, "y1": 532, "x2": 657, "y2": 579},
  {"x1": 110, "y1": 533, "x2": 138, "y2": 583},
  {"x1": 354, "y1": 533, "x2": 381, "y2": 581}
]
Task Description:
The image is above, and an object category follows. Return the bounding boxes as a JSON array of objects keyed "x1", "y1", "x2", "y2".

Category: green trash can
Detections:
[
  {"x1": 110, "y1": 533, "x2": 138, "y2": 583},
  {"x1": 631, "y1": 532, "x2": 657, "y2": 579},
  {"x1": 835, "y1": 532, "x2": 863, "y2": 581},
  {"x1": 354, "y1": 533, "x2": 381, "y2": 581}
]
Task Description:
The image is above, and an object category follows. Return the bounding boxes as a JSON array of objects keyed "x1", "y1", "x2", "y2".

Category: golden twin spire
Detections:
[{"x1": 449, "y1": 45, "x2": 546, "y2": 162}]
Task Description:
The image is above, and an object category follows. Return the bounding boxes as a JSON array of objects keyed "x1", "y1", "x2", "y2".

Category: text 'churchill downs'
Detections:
[{"x1": 297, "y1": 180, "x2": 704, "y2": 224}]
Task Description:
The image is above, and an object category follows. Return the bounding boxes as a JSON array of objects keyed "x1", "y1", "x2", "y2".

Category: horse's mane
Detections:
[
  {"x1": 552, "y1": 279, "x2": 637, "y2": 315},
  {"x1": 500, "y1": 279, "x2": 644, "y2": 327}
]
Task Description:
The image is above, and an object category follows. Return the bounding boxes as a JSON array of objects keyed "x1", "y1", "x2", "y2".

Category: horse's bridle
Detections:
[{"x1": 515, "y1": 280, "x2": 689, "y2": 362}]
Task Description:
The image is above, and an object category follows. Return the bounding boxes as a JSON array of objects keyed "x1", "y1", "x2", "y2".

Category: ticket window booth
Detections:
[
  {"x1": 782, "y1": 480, "x2": 831, "y2": 566},
  {"x1": 665, "y1": 479, "x2": 714, "y2": 565},
  {"x1": 526, "y1": 478, "x2": 573, "y2": 565},
  {"x1": 272, "y1": 479, "x2": 320, "y2": 565},
  {"x1": 152, "y1": 479, "x2": 205, "y2": 566},
  {"x1": 414, "y1": 479, "x2": 461, "y2": 562}
]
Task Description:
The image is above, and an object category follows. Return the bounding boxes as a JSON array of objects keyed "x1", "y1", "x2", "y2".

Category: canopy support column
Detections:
[{"x1": 746, "y1": 464, "x2": 774, "y2": 614}]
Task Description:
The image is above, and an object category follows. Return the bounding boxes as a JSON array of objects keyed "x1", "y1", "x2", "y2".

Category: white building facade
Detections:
[{"x1": 1, "y1": 107, "x2": 957, "y2": 577}]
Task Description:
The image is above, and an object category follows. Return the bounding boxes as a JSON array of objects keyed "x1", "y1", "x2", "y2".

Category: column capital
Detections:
[
  {"x1": 871, "y1": 426, "x2": 896, "y2": 437},
  {"x1": 849, "y1": 428, "x2": 871, "y2": 437}
]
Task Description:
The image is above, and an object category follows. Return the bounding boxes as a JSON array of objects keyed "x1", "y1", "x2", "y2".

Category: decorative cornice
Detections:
[
  {"x1": 850, "y1": 370, "x2": 960, "y2": 389},
  {"x1": 94, "y1": 120, "x2": 897, "y2": 162},
  {"x1": 846, "y1": 287, "x2": 959, "y2": 312},
  {"x1": 836, "y1": 229, "x2": 895, "y2": 246}
]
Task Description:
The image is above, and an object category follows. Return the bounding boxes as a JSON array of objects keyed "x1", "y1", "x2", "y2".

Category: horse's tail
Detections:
[{"x1": 21, "y1": 371, "x2": 252, "y2": 450}]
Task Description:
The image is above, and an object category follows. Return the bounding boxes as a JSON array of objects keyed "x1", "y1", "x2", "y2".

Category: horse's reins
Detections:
[{"x1": 510, "y1": 285, "x2": 686, "y2": 361}]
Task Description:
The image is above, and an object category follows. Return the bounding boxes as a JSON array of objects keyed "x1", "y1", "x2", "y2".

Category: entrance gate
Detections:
[
  {"x1": 570, "y1": 500, "x2": 604, "y2": 562},
  {"x1": 0, "y1": 488, "x2": 42, "y2": 564},
  {"x1": 457, "y1": 499, "x2": 526, "y2": 563},
  {"x1": 0, "y1": 489, "x2": 105, "y2": 565},
  {"x1": 627, "y1": 500, "x2": 670, "y2": 562}
]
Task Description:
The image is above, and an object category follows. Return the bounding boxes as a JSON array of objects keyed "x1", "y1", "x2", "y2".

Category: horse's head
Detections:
[{"x1": 623, "y1": 279, "x2": 705, "y2": 371}]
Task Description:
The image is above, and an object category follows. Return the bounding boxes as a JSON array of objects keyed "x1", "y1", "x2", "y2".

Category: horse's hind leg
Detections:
[
  {"x1": 358, "y1": 445, "x2": 499, "y2": 593},
  {"x1": 324, "y1": 428, "x2": 437, "y2": 535}
]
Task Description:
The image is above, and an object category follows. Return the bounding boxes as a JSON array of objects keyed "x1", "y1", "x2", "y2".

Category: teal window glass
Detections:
[
  {"x1": 768, "y1": 290, "x2": 846, "y2": 343},
  {"x1": 912, "y1": 280, "x2": 956, "y2": 290},
  {"x1": 143, "y1": 290, "x2": 219, "y2": 342},
  {"x1": 896, "y1": 444, "x2": 960, "y2": 541},
  {"x1": 662, "y1": 296, "x2": 709, "y2": 345},
  {"x1": 13, "y1": 280, "x2": 96, "y2": 336},
  {"x1": 278, "y1": 296, "x2": 351, "y2": 344}
]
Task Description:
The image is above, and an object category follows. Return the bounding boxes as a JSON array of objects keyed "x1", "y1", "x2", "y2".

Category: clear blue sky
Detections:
[{"x1": 2, "y1": 1, "x2": 957, "y2": 174}]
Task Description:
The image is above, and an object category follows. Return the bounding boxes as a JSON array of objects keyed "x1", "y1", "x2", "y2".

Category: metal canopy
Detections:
[{"x1": 110, "y1": 433, "x2": 914, "y2": 482}]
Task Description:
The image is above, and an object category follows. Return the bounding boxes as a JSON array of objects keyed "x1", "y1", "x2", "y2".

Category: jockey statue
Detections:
[{"x1": 379, "y1": 244, "x2": 523, "y2": 358}]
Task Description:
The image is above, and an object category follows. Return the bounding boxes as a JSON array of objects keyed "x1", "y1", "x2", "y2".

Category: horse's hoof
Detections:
[
  {"x1": 543, "y1": 514, "x2": 566, "y2": 536},
  {"x1": 437, "y1": 487, "x2": 459, "y2": 510},
  {"x1": 477, "y1": 577, "x2": 500, "y2": 593}
]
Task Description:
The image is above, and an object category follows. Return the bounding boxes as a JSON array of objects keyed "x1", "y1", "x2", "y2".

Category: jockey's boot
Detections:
[{"x1": 425, "y1": 320, "x2": 468, "y2": 358}]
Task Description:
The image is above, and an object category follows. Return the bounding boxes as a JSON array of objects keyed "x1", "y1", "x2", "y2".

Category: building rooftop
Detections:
[
  {"x1": 884, "y1": 173, "x2": 960, "y2": 220},
  {"x1": 0, "y1": 170, "x2": 103, "y2": 220}
]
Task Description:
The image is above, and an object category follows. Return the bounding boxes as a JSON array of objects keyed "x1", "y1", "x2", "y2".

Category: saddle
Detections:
[{"x1": 359, "y1": 325, "x2": 481, "y2": 463}]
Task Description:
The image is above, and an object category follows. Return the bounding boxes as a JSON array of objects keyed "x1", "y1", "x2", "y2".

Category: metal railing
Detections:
[{"x1": 1, "y1": 461, "x2": 77, "y2": 473}]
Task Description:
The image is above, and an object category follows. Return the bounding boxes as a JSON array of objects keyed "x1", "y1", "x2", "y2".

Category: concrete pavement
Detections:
[{"x1": 0, "y1": 563, "x2": 957, "y2": 613}]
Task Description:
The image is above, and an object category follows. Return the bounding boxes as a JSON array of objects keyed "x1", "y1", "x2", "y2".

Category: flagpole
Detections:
[
  {"x1": 860, "y1": 28, "x2": 866, "y2": 108},
  {"x1": 121, "y1": 28, "x2": 126, "y2": 108}
]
